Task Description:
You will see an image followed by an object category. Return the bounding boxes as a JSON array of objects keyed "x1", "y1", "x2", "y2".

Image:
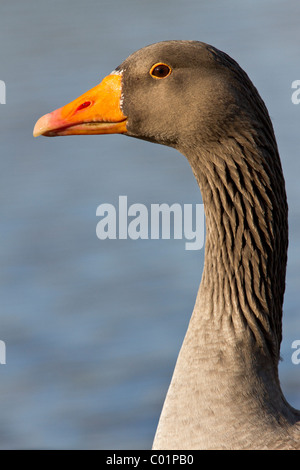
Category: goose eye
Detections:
[{"x1": 150, "y1": 63, "x2": 172, "y2": 79}]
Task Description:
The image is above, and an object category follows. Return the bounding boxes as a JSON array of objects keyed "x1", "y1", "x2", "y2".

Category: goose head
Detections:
[{"x1": 33, "y1": 40, "x2": 260, "y2": 154}]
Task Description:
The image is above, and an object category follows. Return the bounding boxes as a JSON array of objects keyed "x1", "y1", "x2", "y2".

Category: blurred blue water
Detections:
[{"x1": 0, "y1": 0, "x2": 299, "y2": 449}]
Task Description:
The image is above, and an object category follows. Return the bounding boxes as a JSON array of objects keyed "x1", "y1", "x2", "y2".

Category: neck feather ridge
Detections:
[{"x1": 185, "y1": 127, "x2": 288, "y2": 363}]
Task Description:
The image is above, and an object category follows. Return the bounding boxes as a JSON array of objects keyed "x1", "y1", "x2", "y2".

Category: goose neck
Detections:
[{"x1": 184, "y1": 130, "x2": 288, "y2": 364}]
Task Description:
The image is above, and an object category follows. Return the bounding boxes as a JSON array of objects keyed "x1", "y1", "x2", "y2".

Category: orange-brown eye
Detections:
[{"x1": 150, "y1": 63, "x2": 172, "y2": 79}]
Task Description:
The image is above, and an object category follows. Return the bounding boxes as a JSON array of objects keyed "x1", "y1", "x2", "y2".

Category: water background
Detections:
[{"x1": 1, "y1": 0, "x2": 300, "y2": 449}]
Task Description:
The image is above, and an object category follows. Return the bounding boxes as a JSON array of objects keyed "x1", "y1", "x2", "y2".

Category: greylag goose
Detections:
[{"x1": 33, "y1": 40, "x2": 300, "y2": 450}]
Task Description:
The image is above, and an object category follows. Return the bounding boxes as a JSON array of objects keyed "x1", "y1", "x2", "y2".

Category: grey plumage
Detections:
[{"x1": 34, "y1": 39, "x2": 300, "y2": 450}]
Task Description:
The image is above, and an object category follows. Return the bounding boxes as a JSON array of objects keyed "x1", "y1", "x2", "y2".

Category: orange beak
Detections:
[{"x1": 33, "y1": 73, "x2": 127, "y2": 137}]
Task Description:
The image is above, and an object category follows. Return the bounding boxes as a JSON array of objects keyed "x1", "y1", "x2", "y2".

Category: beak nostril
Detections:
[{"x1": 76, "y1": 101, "x2": 92, "y2": 112}]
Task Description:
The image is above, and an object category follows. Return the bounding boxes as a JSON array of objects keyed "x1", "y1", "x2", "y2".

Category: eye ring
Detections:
[{"x1": 150, "y1": 63, "x2": 172, "y2": 79}]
